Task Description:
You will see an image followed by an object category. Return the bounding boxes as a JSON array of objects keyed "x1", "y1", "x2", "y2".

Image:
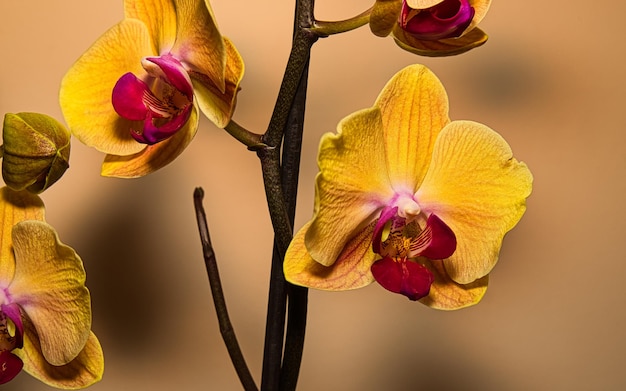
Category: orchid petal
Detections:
[
  {"x1": 372, "y1": 206, "x2": 398, "y2": 254},
  {"x1": 370, "y1": 0, "x2": 402, "y2": 37},
  {"x1": 405, "y1": 0, "x2": 491, "y2": 35},
  {"x1": 111, "y1": 72, "x2": 150, "y2": 121},
  {"x1": 60, "y1": 19, "x2": 154, "y2": 156},
  {"x1": 371, "y1": 257, "x2": 433, "y2": 300},
  {"x1": 417, "y1": 121, "x2": 533, "y2": 284},
  {"x1": 191, "y1": 37, "x2": 244, "y2": 128},
  {"x1": 124, "y1": 0, "x2": 177, "y2": 53},
  {"x1": 285, "y1": 222, "x2": 377, "y2": 290},
  {"x1": 171, "y1": 0, "x2": 227, "y2": 92},
  {"x1": 144, "y1": 55, "x2": 193, "y2": 98},
  {"x1": 409, "y1": 213, "x2": 456, "y2": 259},
  {"x1": 419, "y1": 259, "x2": 488, "y2": 309},
  {"x1": 18, "y1": 325, "x2": 103, "y2": 389},
  {"x1": 101, "y1": 103, "x2": 199, "y2": 177},
  {"x1": 305, "y1": 107, "x2": 393, "y2": 266},
  {"x1": 0, "y1": 351, "x2": 23, "y2": 385},
  {"x1": 374, "y1": 64, "x2": 450, "y2": 192},
  {"x1": 10, "y1": 221, "x2": 91, "y2": 366},
  {"x1": 392, "y1": 25, "x2": 488, "y2": 57},
  {"x1": 0, "y1": 188, "x2": 45, "y2": 283}
]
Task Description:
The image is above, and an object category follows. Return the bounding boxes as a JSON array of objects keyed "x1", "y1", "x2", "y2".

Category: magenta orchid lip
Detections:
[{"x1": 399, "y1": 0, "x2": 475, "y2": 41}]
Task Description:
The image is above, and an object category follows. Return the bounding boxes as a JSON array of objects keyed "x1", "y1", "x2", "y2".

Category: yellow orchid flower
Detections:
[
  {"x1": 370, "y1": 0, "x2": 491, "y2": 56},
  {"x1": 0, "y1": 187, "x2": 103, "y2": 388},
  {"x1": 284, "y1": 65, "x2": 532, "y2": 309},
  {"x1": 60, "y1": 0, "x2": 244, "y2": 177}
]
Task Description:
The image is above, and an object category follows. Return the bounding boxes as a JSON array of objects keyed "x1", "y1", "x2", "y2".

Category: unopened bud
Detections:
[{"x1": 2, "y1": 112, "x2": 70, "y2": 193}]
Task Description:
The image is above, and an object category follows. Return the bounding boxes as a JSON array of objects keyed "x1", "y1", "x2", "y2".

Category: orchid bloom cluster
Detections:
[{"x1": 0, "y1": 0, "x2": 532, "y2": 388}]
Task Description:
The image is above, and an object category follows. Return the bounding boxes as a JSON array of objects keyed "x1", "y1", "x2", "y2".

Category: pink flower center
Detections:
[
  {"x1": 370, "y1": 205, "x2": 456, "y2": 300},
  {"x1": 112, "y1": 54, "x2": 194, "y2": 145},
  {"x1": 399, "y1": 0, "x2": 475, "y2": 41}
]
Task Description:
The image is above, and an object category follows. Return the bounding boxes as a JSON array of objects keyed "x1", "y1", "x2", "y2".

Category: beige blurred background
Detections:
[{"x1": 1, "y1": 1, "x2": 625, "y2": 390}]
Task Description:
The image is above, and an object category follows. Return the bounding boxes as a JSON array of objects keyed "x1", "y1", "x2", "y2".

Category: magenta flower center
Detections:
[
  {"x1": 112, "y1": 54, "x2": 194, "y2": 145},
  {"x1": 399, "y1": 0, "x2": 475, "y2": 41},
  {"x1": 370, "y1": 205, "x2": 456, "y2": 300}
]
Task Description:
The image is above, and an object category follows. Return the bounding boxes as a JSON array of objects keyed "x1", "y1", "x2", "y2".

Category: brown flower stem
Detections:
[
  {"x1": 259, "y1": 1, "x2": 316, "y2": 391},
  {"x1": 193, "y1": 188, "x2": 259, "y2": 391},
  {"x1": 310, "y1": 6, "x2": 372, "y2": 36}
]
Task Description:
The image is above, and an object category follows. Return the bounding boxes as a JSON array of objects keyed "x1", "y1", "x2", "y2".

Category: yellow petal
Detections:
[
  {"x1": 370, "y1": 0, "x2": 402, "y2": 37},
  {"x1": 419, "y1": 259, "x2": 488, "y2": 310},
  {"x1": 374, "y1": 64, "x2": 450, "y2": 192},
  {"x1": 406, "y1": 0, "x2": 445, "y2": 7},
  {"x1": 18, "y1": 327, "x2": 104, "y2": 389},
  {"x1": 285, "y1": 222, "x2": 377, "y2": 290},
  {"x1": 466, "y1": 0, "x2": 492, "y2": 33},
  {"x1": 0, "y1": 188, "x2": 45, "y2": 283},
  {"x1": 171, "y1": 0, "x2": 226, "y2": 92},
  {"x1": 10, "y1": 221, "x2": 91, "y2": 366},
  {"x1": 416, "y1": 121, "x2": 533, "y2": 284},
  {"x1": 305, "y1": 107, "x2": 393, "y2": 266},
  {"x1": 101, "y1": 104, "x2": 199, "y2": 177},
  {"x1": 60, "y1": 19, "x2": 153, "y2": 156},
  {"x1": 392, "y1": 26, "x2": 488, "y2": 57},
  {"x1": 124, "y1": 0, "x2": 177, "y2": 53},
  {"x1": 192, "y1": 37, "x2": 244, "y2": 128}
]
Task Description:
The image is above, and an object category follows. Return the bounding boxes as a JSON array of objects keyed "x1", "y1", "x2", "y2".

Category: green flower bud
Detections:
[{"x1": 2, "y1": 112, "x2": 71, "y2": 193}]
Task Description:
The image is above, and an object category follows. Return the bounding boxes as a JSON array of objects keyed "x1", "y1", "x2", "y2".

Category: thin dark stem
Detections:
[
  {"x1": 279, "y1": 59, "x2": 310, "y2": 391},
  {"x1": 259, "y1": 0, "x2": 317, "y2": 390},
  {"x1": 193, "y1": 188, "x2": 258, "y2": 391}
]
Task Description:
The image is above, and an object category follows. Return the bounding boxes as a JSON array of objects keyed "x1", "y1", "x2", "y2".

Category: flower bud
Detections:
[{"x1": 2, "y1": 112, "x2": 70, "y2": 193}]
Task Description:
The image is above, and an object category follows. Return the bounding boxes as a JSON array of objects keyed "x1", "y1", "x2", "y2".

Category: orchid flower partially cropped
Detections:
[
  {"x1": 284, "y1": 65, "x2": 532, "y2": 309},
  {"x1": 0, "y1": 187, "x2": 103, "y2": 388},
  {"x1": 370, "y1": 0, "x2": 491, "y2": 56},
  {"x1": 60, "y1": 0, "x2": 244, "y2": 177}
]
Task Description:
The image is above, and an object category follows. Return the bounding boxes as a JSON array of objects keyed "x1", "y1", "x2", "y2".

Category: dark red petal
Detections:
[
  {"x1": 371, "y1": 256, "x2": 434, "y2": 301},
  {"x1": 0, "y1": 351, "x2": 23, "y2": 385},
  {"x1": 372, "y1": 206, "x2": 398, "y2": 254},
  {"x1": 419, "y1": 214, "x2": 456, "y2": 259},
  {"x1": 400, "y1": 0, "x2": 475, "y2": 41},
  {"x1": 112, "y1": 73, "x2": 150, "y2": 121}
]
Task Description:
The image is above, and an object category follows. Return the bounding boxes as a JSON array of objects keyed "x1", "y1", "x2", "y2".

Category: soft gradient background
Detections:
[{"x1": 1, "y1": 1, "x2": 624, "y2": 390}]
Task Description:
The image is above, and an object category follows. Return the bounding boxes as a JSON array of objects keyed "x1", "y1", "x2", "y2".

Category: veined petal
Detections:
[
  {"x1": 101, "y1": 103, "x2": 199, "y2": 177},
  {"x1": 124, "y1": 0, "x2": 177, "y2": 53},
  {"x1": 417, "y1": 121, "x2": 533, "y2": 284},
  {"x1": 392, "y1": 25, "x2": 488, "y2": 57},
  {"x1": 420, "y1": 259, "x2": 488, "y2": 309},
  {"x1": 171, "y1": 0, "x2": 226, "y2": 92},
  {"x1": 374, "y1": 65, "x2": 450, "y2": 191},
  {"x1": 0, "y1": 188, "x2": 45, "y2": 283},
  {"x1": 285, "y1": 222, "x2": 377, "y2": 290},
  {"x1": 191, "y1": 37, "x2": 244, "y2": 128},
  {"x1": 60, "y1": 19, "x2": 154, "y2": 156},
  {"x1": 9, "y1": 221, "x2": 91, "y2": 366},
  {"x1": 18, "y1": 327, "x2": 103, "y2": 389},
  {"x1": 305, "y1": 107, "x2": 393, "y2": 266},
  {"x1": 370, "y1": 0, "x2": 402, "y2": 37}
]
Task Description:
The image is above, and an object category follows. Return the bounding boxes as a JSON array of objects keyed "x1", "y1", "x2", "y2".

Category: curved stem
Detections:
[
  {"x1": 193, "y1": 188, "x2": 258, "y2": 391},
  {"x1": 310, "y1": 6, "x2": 372, "y2": 36},
  {"x1": 224, "y1": 120, "x2": 267, "y2": 150}
]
